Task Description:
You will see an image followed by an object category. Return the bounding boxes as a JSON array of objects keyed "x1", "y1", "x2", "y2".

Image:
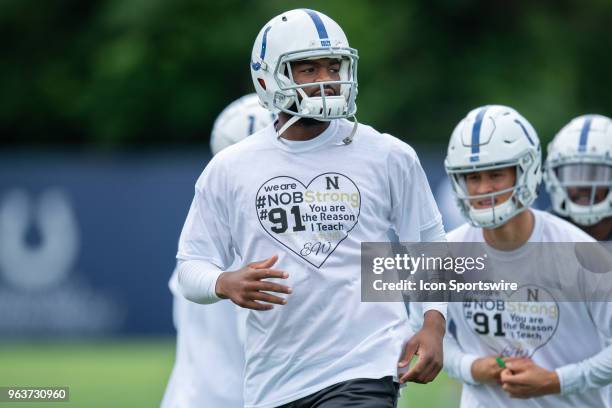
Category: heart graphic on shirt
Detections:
[
  {"x1": 462, "y1": 285, "x2": 560, "y2": 358},
  {"x1": 255, "y1": 173, "x2": 361, "y2": 268}
]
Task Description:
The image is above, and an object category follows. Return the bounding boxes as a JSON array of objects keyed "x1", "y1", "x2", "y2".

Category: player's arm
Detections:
[
  {"x1": 554, "y1": 341, "x2": 612, "y2": 396},
  {"x1": 442, "y1": 319, "x2": 483, "y2": 385},
  {"x1": 419, "y1": 222, "x2": 448, "y2": 321},
  {"x1": 388, "y1": 141, "x2": 447, "y2": 383},
  {"x1": 444, "y1": 330, "x2": 515, "y2": 385},
  {"x1": 177, "y1": 159, "x2": 291, "y2": 310},
  {"x1": 548, "y1": 287, "x2": 612, "y2": 396},
  {"x1": 178, "y1": 257, "x2": 292, "y2": 311},
  {"x1": 398, "y1": 309, "x2": 445, "y2": 384},
  {"x1": 536, "y1": 301, "x2": 612, "y2": 397},
  {"x1": 411, "y1": 303, "x2": 512, "y2": 386},
  {"x1": 501, "y1": 302, "x2": 612, "y2": 398},
  {"x1": 390, "y1": 141, "x2": 448, "y2": 321}
]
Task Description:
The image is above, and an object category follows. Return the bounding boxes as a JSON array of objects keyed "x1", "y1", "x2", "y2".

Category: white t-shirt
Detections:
[
  {"x1": 161, "y1": 270, "x2": 246, "y2": 408},
  {"x1": 443, "y1": 209, "x2": 612, "y2": 407},
  {"x1": 177, "y1": 119, "x2": 446, "y2": 408}
]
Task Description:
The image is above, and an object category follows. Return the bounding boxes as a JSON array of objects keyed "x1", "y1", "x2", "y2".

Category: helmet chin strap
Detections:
[
  {"x1": 276, "y1": 87, "x2": 310, "y2": 138},
  {"x1": 276, "y1": 114, "x2": 302, "y2": 138},
  {"x1": 277, "y1": 88, "x2": 358, "y2": 145}
]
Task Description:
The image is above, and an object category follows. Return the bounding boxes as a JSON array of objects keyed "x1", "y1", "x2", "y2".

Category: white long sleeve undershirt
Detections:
[
  {"x1": 177, "y1": 259, "x2": 223, "y2": 304},
  {"x1": 442, "y1": 325, "x2": 480, "y2": 385},
  {"x1": 556, "y1": 318, "x2": 612, "y2": 395}
]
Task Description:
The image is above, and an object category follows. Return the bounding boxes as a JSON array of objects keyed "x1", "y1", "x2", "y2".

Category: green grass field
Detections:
[{"x1": 0, "y1": 339, "x2": 461, "y2": 407}]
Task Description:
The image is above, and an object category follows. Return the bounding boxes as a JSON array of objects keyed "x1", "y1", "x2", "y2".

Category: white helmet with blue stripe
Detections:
[
  {"x1": 210, "y1": 93, "x2": 275, "y2": 155},
  {"x1": 545, "y1": 114, "x2": 612, "y2": 226},
  {"x1": 445, "y1": 105, "x2": 542, "y2": 228},
  {"x1": 250, "y1": 9, "x2": 358, "y2": 134}
]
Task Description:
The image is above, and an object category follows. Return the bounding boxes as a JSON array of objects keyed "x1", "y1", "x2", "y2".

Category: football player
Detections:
[
  {"x1": 545, "y1": 116, "x2": 612, "y2": 405},
  {"x1": 176, "y1": 9, "x2": 447, "y2": 408},
  {"x1": 161, "y1": 93, "x2": 273, "y2": 408},
  {"x1": 414, "y1": 105, "x2": 612, "y2": 407},
  {"x1": 545, "y1": 114, "x2": 612, "y2": 241}
]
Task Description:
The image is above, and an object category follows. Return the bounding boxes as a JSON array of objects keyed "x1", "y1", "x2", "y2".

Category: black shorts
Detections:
[{"x1": 277, "y1": 376, "x2": 399, "y2": 408}]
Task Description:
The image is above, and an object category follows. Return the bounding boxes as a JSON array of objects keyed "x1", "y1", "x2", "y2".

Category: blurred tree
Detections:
[{"x1": 0, "y1": 0, "x2": 610, "y2": 148}]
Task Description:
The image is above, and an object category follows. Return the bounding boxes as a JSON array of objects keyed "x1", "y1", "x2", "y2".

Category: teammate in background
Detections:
[
  {"x1": 419, "y1": 105, "x2": 612, "y2": 407},
  {"x1": 545, "y1": 116, "x2": 612, "y2": 405},
  {"x1": 176, "y1": 9, "x2": 447, "y2": 408},
  {"x1": 545, "y1": 114, "x2": 612, "y2": 241},
  {"x1": 161, "y1": 94, "x2": 274, "y2": 408}
]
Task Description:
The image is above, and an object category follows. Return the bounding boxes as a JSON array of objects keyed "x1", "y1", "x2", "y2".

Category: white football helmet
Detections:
[
  {"x1": 210, "y1": 93, "x2": 275, "y2": 155},
  {"x1": 250, "y1": 9, "x2": 358, "y2": 135},
  {"x1": 445, "y1": 105, "x2": 542, "y2": 228},
  {"x1": 544, "y1": 114, "x2": 612, "y2": 226}
]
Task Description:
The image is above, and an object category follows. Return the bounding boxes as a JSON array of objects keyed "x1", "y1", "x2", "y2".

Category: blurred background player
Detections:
[
  {"x1": 545, "y1": 114, "x2": 612, "y2": 241},
  {"x1": 161, "y1": 93, "x2": 274, "y2": 408},
  {"x1": 432, "y1": 105, "x2": 612, "y2": 406},
  {"x1": 545, "y1": 114, "x2": 612, "y2": 406}
]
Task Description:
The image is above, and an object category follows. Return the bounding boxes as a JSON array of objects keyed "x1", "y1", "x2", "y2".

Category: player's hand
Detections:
[
  {"x1": 471, "y1": 356, "x2": 521, "y2": 384},
  {"x1": 500, "y1": 359, "x2": 561, "y2": 398},
  {"x1": 398, "y1": 310, "x2": 445, "y2": 384},
  {"x1": 215, "y1": 255, "x2": 292, "y2": 311}
]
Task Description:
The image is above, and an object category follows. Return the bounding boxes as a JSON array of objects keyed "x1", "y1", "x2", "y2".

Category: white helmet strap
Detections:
[
  {"x1": 276, "y1": 87, "x2": 314, "y2": 137},
  {"x1": 277, "y1": 114, "x2": 301, "y2": 138}
]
